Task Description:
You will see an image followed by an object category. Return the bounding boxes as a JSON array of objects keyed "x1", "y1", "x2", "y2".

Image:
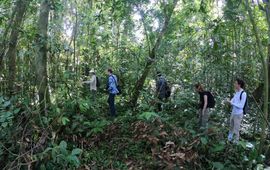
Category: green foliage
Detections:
[
  {"x1": 37, "y1": 140, "x2": 82, "y2": 169},
  {"x1": 138, "y1": 111, "x2": 159, "y2": 121},
  {"x1": 0, "y1": 97, "x2": 20, "y2": 130},
  {"x1": 84, "y1": 119, "x2": 110, "y2": 136},
  {"x1": 0, "y1": 0, "x2": 269, "y2": 169},
  {"x1": 212, "y1": 162, "x2": 224, "y2": 169}
]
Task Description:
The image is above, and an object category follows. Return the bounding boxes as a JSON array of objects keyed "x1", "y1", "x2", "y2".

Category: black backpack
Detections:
[
  {"x1": 240, "y1": 91, "x2": 248, "y2": 115},
  {"x1": 165, "y1": 82, "x2": 171, "y2": 98},
  {"x1": 206, "y1": 91, "x2": 215, "y2": 108},
  {"x1": 96, "y1": 76, "x2": 100, "y2": 88}
]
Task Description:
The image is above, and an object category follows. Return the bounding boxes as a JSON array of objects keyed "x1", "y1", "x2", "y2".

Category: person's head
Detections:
[
  {"x1": 107, "y1": 68, "x2": 113, "y2": 75},
  {"x1": 90, "y1": 69, "x2": 95, "y2": 75},
  {"x1": 195, "y1": 83, "x2": 204, "y2": 92},
  {"x1": 235, "y1": 78, "x2": 245, "y2": 90}
]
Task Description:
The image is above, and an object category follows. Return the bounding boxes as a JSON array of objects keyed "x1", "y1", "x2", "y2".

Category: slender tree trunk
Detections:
[
  {"x1": 130, "y1": 0, "x2": 178, "y2": 107},
  {"x1": 265, "y1": 2, "x2": 270, "y2": 101},
  {"x1": 0, "y1": 6, "x2": 17, "y2": 72},
  {"x1": 245, "y1": 0, "x2": 269, "y2": 154},
  {"x1": 73, "y1": 1, "x2": 78, "y2": 75},
  {"x1": 6, "y1": 0, "x2": 29, "y2": 95},
  {"x1": 36, "y1": 0, "x2": 51, "y2": 114}
]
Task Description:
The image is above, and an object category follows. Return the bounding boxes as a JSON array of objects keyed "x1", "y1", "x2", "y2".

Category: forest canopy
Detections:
[{"x1": 1, "y1": 0, "x2": 270, "y2": 169}]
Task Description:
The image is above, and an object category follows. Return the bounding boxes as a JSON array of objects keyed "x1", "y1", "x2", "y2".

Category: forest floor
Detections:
[
  {"x1": 0, "y1": 93, "x2": 266, "y2": 169},
  {"x1": 59, "y1": 98, "x2": 262, "y2": 170}
]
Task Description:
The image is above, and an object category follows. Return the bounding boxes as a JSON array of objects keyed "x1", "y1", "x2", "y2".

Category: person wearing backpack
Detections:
[
  {"x1": 226, "y1": 78, "x2": 247, "y2": 143},
  {"x1": 195, "y1": 83, "x2": 215, "y2": 128},
  {"x1": 156, "y1": 72, "x2": 169, "y2": 111},
  {"x1": 107, "y1": 68, "x2": 119, "y2": 117},
  {"x1": 83, "y1": 69, "x2": 97, "y2": 101}
]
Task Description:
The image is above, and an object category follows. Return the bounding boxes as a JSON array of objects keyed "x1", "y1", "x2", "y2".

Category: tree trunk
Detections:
[
  {"x1": 244, "y1": 0, "x2": 269, "y2": 154},
  {"x1": 0, "y1": 5, "x2": 17, "y2": 72},
  {"x1": 35, "y1": 0, "x2": 51, "y2": 114},
  {"x1": 265, "y1": 2, "x2": 270, "y2": 102},
  {"x1": 130, "y1": 0, "x2": 178, "y2": 107},
  {"x1": 6, "y1": 0, "x2": 29, "y2": 95}
]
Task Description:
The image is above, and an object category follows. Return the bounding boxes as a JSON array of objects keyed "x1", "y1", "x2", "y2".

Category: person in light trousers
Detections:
[{"x1": 226, "y1": 78, "x2": 247, "y2": 143}]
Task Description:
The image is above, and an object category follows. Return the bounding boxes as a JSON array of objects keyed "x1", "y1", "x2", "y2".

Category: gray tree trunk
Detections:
[
  {"x1": 35, "y1": 0, "x2": 51, "y2": 113},
  {"x1": 6, "y1": 0, "x2": 29, "y2": 95}
]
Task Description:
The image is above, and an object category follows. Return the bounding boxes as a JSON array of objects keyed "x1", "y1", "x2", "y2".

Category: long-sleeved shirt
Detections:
[
  {"x1": 84, "y1": 75, "x2": 97, "y2": 91},
  {"x1": 108, "y1": 74, "x2": 119, "y2": 94},
  {"x1": 230, "y1": 89, "x2": 247, "y2": 115}
]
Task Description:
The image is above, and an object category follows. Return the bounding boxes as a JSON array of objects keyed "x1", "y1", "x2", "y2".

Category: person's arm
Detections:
[
  {"x1": 108, "y1": 77, "x2": 113, "y2": 91},
  {"x1": 83, "y1": 78, "x2": 91, "y2": 84},
  {"x1": 202, "y1": 94, "x2": 208, "y2": 114},
  {"x1": 231, "y1": 92, "x2": 247, "y2": 109}
]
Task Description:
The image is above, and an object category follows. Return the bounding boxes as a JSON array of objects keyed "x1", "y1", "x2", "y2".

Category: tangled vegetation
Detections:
[{"x1": 1, "y1": 0, "x2": 270, "y2": 169}]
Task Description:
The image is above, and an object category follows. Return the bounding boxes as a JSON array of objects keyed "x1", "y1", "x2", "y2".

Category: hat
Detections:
[{"x1": 89, "y1": 69, "x2": 95, "y2": 73}]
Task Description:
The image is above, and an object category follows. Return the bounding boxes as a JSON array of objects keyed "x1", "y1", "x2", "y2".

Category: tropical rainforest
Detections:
[{"x1": 1, "y1": 0, "x2": 270, "y2": 169}]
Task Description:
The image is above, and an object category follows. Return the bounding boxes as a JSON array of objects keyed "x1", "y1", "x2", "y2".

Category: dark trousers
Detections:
[
  {"x1": 157, "y1": 97, "x2": 165, "y2": 112},
  {"x1": 108, "y1": 93, "x2": 116, "y2": 116}
]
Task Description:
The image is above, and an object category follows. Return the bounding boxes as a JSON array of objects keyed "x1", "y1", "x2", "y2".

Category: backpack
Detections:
[
  {"x1": 240, "y1": 91, "x2": 248, "y2": 115},
  {"x1": 96, "y1": 76, "x2": 100, "y2": 88},
  {"x1": 206, "y1": 91, "x2": 215, "y2": 108},
  {"x1": 165, "y1": 82, "x2": 171, "y2": 98}
]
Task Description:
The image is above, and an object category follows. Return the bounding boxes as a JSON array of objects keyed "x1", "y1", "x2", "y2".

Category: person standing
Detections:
[
  {"x1": 83, "y1": 69, "x2": 97, "y2": 101},
  {"x1": 107, "y1": 69, "x2": 119, "y2": 117},
  {"x1": 227, "y1": 79, "x2": 247, "y2": 143},
  {"x1": 156, "y1": 72, "x2": 167, "y2": 112},
  {"x1": 195, "y1": 83, "x2": 214, "y2": 128}
]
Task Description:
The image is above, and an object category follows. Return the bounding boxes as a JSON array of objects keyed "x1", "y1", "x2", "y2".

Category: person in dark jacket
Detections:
[
  {"x1": 156, "y1": 72, "x2": 167, "y2": 111},
  {"x1": 107, "y1": 68, "x2": 119, "y2": 117}
]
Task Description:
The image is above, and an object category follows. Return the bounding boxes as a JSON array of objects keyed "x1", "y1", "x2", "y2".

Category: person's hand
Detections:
[{"x1": 226, "y1": 98, "x2": 231, "y2": 105}]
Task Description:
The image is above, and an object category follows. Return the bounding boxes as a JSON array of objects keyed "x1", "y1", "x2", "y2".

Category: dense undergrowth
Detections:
[{"x1": 0, "y1": 89, "x2": 268, "y2": 170}]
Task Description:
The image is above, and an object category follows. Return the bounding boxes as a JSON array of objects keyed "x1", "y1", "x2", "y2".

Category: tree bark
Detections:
[
  {"x1": 0, "y1": 5, "x2": 17, "y2": 72},
  {"x1": 244, "y1": 0, "x2": 269, "y2": 154},
  {"x1": 35, "y1": 0, "x2": 51, "y2": 114},
  {"x1": 130, "y1": 0, "x2": 178, "y2": 107},
  {"x1": 5, "y1": 0, "x2": 29, "y2": 95},
  {"x1": 265, "y1": 2, "x2": 270, "y2": 101}
]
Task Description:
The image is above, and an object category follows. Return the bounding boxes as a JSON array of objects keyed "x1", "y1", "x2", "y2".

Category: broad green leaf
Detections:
[
  {"x1": 13, "y1": 108, "x2": 20, "y2": 114},
  {"x1": 212, "y1": 162, "x2": 224, "y2": 169},
  {"x1": 3, "y1": 101, "x2": 11, "y2": 108},
  {"x1": 200, "y1": 137, "x2": 207, "y2": 145},
  {"x1": 211, "y1": 143, "x2": 224, "y2": 153},
  {"x1": 61, "y1": 117, "x2": 70, "y2": 125},
  {"x1": 71, "y1": 148, "x2": 82, "y2": 156},
  {"x1": 59, "y1": 141, "x2": 67, "y2": 150}
]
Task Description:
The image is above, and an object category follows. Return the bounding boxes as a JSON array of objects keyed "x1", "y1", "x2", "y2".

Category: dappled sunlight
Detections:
[{"x1": 0, "y1": 0, "x2": 270, "y2": 169}]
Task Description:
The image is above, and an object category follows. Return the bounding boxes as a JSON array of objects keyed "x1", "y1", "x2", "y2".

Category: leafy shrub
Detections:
[
  {"x1": 37, "y1": 141, "x2": 82, "y2": 169},
  {"x1": 0, "y1": 97, "x2": 20, "y2": 130},
  {"x1": 138, "y1": 111, "x2": 160, "y2": 121}
]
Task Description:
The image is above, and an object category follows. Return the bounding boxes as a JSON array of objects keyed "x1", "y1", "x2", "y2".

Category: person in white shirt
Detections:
[
  {"x1": 83, "y1": 69, "x2": 97, "y2": 101},
  {"x1": 226, "y1": 78, "x2": 247, "y2": 143}
]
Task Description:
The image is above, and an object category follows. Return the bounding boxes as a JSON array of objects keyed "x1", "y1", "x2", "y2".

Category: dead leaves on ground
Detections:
[
  {"x1": 74, "y1": 120, "x2": 200, "y2": 169},
  {"x1": 131, "y1": 121, "x2": 199, "y2": 169}
]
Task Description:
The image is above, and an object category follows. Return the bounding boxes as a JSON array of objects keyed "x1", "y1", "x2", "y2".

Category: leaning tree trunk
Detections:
[
  {"x1": 35, "y1": 0, "x2": 51, "y2": 114},
  {"x1": 245, "y1": 0, "x2": 269, "y2": 154},
  {"x1": 130, "y1": 0, "x2": 178, "y2": 107},
  {"x1": 5, "y1": 0, "x2": 29, "y2": 95}
]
